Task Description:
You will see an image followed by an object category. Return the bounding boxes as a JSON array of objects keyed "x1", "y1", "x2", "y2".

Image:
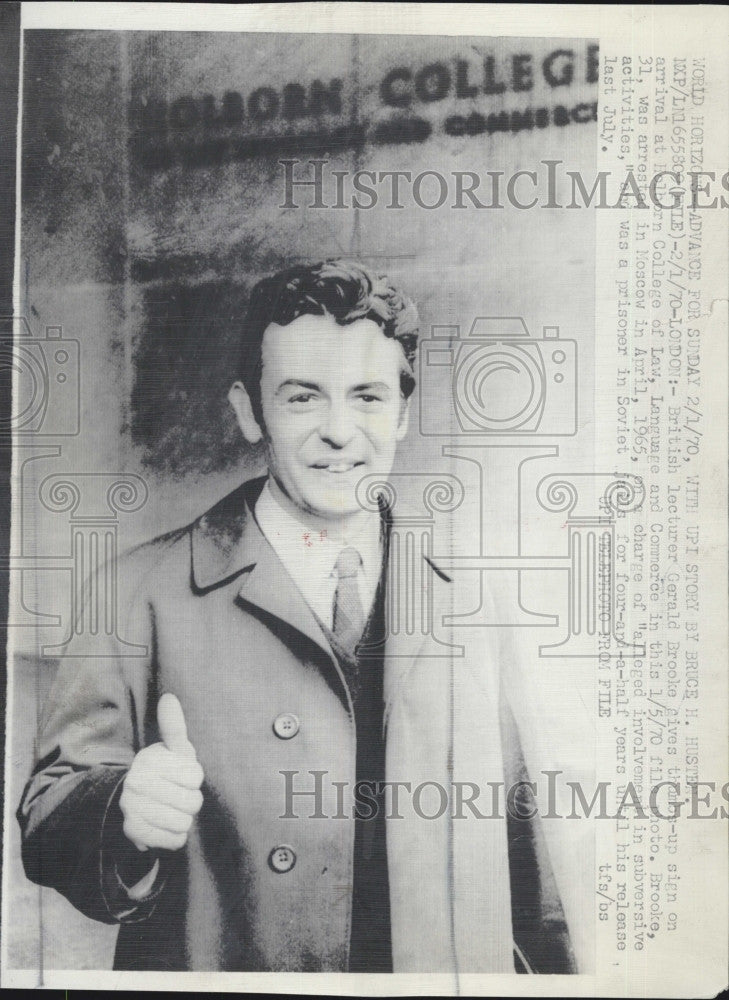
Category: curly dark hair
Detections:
[{"x1": 239, "y1": 259, "x2": 420, "y2": 425}]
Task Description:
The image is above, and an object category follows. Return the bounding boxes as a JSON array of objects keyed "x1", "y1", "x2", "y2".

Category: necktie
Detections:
[{"x1": 332, "y1": 546, "x2": 365, "y2": 656}]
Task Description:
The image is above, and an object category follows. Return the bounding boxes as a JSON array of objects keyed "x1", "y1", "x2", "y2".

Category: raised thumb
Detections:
[{"x1": 157, "y1": 693, "x2": 190, "y2": 753}]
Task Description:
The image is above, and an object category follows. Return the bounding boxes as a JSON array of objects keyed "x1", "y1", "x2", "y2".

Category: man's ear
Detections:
[
  {"x1": 228, "y1": 382, "x2": 264, "y2": 445},
  {"x1": 396, "y1": 394, "x2": 412, "y2": 442}
]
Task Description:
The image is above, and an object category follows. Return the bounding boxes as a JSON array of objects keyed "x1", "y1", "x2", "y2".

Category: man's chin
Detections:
[
  {"x1": 301, "y1": 487, "x2": 365, "y2": 522},
  {"x1": 307, "y1": 501, "x2": 363, "y2": 522},
  {"x1": 301, "y1": 475, "x2": 370, "y2": 516}
]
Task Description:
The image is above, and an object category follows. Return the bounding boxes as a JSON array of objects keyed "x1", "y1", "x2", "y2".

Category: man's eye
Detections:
[
  {"x1": 289, "y1": 393, "x2": 316, "y2": 404},
  {"x1": 358, "y1": 394, "x2": 382, "y2": 404}
]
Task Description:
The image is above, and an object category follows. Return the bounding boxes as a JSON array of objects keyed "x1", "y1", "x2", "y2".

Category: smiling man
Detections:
[
  {"x1": 18, "y1": 260, "x2": 579, "y2": 976},
  {"x1": 18, "y1": 261, "x2": 421, "y2": 972}
]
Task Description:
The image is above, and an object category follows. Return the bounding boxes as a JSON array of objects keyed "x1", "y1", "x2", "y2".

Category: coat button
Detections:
[
  {"x1": 272, "y1": 712, "x2": 299, "y2": 739},
  {"x1": 268, "y1": 845, "x2": 296, "y2": 873}
]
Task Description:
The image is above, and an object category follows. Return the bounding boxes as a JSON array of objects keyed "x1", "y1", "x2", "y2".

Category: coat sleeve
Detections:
[{"x1": 16, "y1": 548, "x2": 170, "y2": 924}]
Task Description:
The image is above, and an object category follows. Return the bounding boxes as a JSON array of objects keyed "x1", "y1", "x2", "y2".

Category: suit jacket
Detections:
[{"x1": 18, "y1": 475, "x2": 591, "y2": 974}]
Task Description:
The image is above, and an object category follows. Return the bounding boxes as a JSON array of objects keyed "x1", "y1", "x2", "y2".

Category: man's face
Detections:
[{"x1": 248, "y1": 313, "x2": 410, "y2": 524}]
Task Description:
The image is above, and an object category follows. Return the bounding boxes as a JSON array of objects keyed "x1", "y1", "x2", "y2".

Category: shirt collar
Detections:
[{"x1": 254, "y1": 479, "x2": 382, "y2": 585}]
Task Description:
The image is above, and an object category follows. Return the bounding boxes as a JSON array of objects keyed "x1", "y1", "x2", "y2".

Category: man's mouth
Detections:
[{"x1": 310, "y1": 460, "x2": 365, "y2": 474}]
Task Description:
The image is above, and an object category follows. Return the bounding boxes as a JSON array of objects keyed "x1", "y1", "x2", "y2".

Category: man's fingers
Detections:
[
  {"x1": 157, "y1": 693, "x2": 191, "y2": 754},
  {"x1": 167, "y1": 758, "x2": 205, "y2": 790},
  {"x1": 125, "y1": 751, "x2": 203, "y2": 792},
  {"x1": 135, "y1": 776, "x2": 204, "y2": 814},
  {"x1": 132, "y1": 798, "x2": 195, "y2": 836},
  {"x1": 124, "y1": 815, "x2": 187, "y2": 853}
]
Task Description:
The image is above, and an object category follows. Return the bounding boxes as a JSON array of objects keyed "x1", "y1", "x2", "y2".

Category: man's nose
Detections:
[{"x1": 318, "y1": 401, "x2": 356, "y2": 448}]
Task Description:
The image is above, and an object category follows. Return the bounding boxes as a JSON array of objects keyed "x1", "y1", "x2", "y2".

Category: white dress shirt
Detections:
[{"x1": 254, "y1": 480, "x2": 382, "y2": 629}]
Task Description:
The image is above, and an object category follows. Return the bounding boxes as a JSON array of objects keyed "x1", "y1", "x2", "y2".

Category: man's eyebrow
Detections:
[
  {"x1": 276, "y1": 379, "x2": 321, "y2": 393},
  {"x1": 350, "y1": 381, "x2": 391, "y2": 393}
]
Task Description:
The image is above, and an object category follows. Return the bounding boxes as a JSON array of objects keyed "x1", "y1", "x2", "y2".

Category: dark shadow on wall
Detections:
[
  {"x1": 131, "y1": 281, "x2": 253, "y2": 478},
  {"x1": 22, "y1": 31, "x2": 126, "y2": 280}
]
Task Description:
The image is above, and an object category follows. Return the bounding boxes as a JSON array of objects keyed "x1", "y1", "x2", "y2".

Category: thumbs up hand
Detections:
[{"x1": 120, "y1": 694, "x2": 205, "y2": 853}]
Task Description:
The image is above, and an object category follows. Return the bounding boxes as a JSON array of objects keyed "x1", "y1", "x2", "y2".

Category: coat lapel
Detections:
[
  {"x1": 380, "y1": 503, "x2": 461, "y2": 728},
  {"x1": 190, "y1": 477, "x2": 335, "y2": 662},
  {"x1": 382, "y1": 511, "x2": 517, "y2": 974},
  {"x1": 381, "y1": 511, "x2": 459, "y2": 973},
  {"x1": 376, "y1": 507, "x2": 454, "y2": 973},
  {"x1": 236, "y1": 528, "x2": 337, "y2": 662}
]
